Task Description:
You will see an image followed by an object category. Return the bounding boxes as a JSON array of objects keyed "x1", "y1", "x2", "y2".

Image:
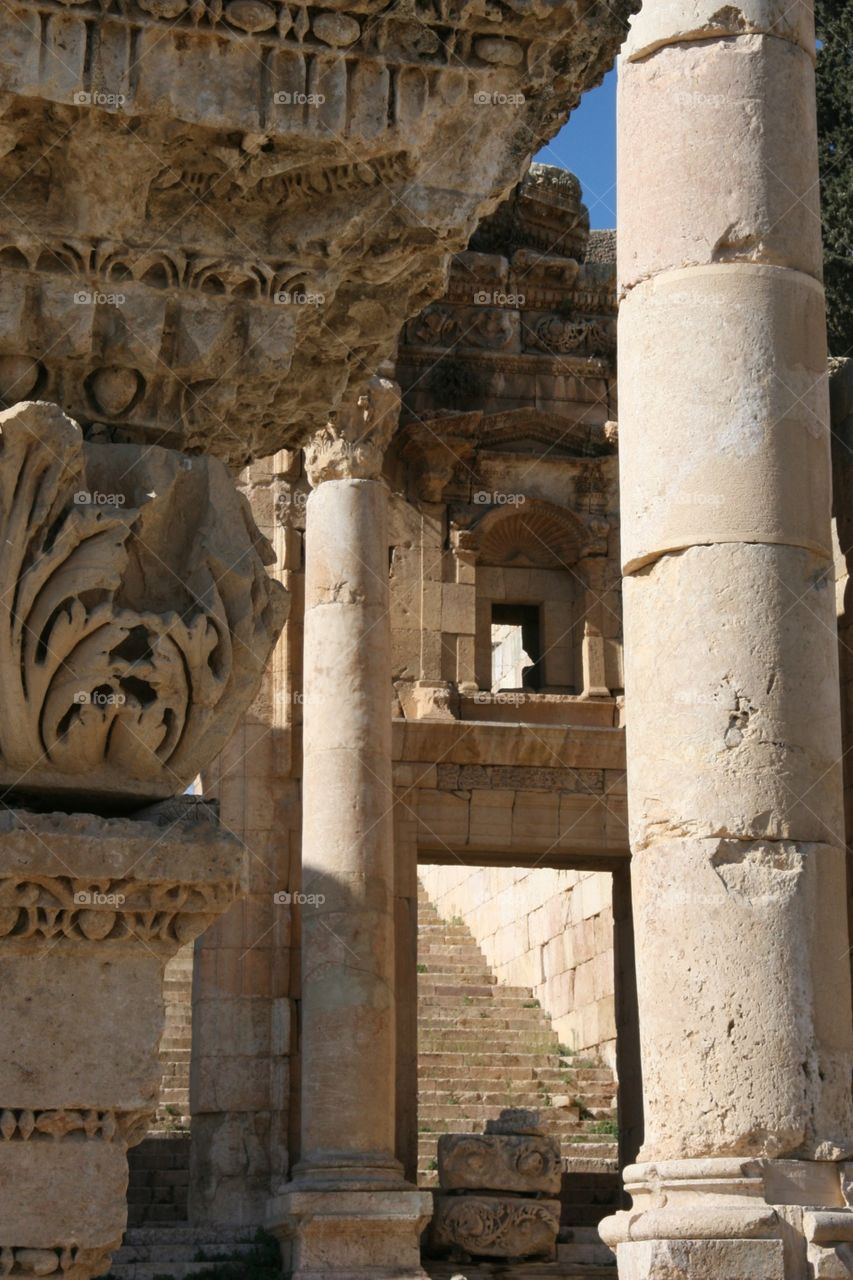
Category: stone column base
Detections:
[
  {"x1": 600, "y1": 1159, "x2": 853, "y2": 1279},
  {"x1": 268, "y1": 1186, "x2": 433, "y2": 1279}
]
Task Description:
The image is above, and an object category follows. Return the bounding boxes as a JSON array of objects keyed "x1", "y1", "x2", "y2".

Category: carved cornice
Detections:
[
  {"x1": 305, "y1": 376, "x2": 400, "y2": 485},
  {"x1": 0, "y1": 0, "x2": 636, "y2": 464}
]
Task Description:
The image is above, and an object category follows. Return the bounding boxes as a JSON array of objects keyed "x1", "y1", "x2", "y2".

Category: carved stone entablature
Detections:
[
  {"x1": 0, "y1": 1, "x2": 635, "y2": 461},
  {"x1": 0, "y1": 802, "x2": 245, "y2": 953},
  {"x1": 471, "y1": 163, "x2": 590, "y2": 260},
  {"x1": 398, "y1": 412, "x2": 482, "y2": 501},
  {"x1": 0, "y1": 401, "x2": 287, "y2": 805},
  {"x1": 431, "y1": 1193, "x2": 561, "y2": 1260},
  {"x1": 525, "y1": 312, "x2": 616, "y2": 356},
  {"x1": 304, "y1": 376, "x2": 400, "y2": 485},
  {"x1": 452, "y1": 497, "x2": 608, "y2": 569},
  {"x1": 437, "y1": 1133, "x2": 561, "y2": 1195},
  {"x1": 403, "y1": 297, "x2": 614, "y2": 360}
]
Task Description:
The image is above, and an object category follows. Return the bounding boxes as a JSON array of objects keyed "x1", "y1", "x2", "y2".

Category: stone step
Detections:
[
  {"x1": 558, "y1": 1228, "x2": 617, "y2": 1268},
  {"x1": 423, "y1": 1259, "x2": 616, "y2": 1278}
]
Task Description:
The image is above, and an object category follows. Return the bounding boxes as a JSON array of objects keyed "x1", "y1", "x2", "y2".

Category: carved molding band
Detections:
[
  {"x1": 0, "y1": 877, "x2": 232, "y2": 944},
  {"x1": 0, "y1": 1108, "x2": 151, "y2": 1145}
]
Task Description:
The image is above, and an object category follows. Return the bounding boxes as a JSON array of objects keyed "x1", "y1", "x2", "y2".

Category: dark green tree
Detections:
[{"x1": 815, "y1": 0, "x2": 853, "y2": 355}]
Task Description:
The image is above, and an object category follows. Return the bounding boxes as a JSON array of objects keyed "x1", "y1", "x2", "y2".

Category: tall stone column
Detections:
[
  {"x1": 601, "y1": 6, "x2": 853, "y2": 1278},
  {"x1": 268, "y1": 379, "x2": 432, "y2": 1278}
]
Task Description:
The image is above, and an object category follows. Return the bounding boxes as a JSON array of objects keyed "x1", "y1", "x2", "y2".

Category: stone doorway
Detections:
[{"x1": 411, "y1": 864, "x2": 641, "y2": 1278}]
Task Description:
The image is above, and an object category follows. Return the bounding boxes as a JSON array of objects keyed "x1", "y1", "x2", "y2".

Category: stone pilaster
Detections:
[
  {"x1": 601, "y1": 5, "x2": 853, "y2": 1277},
  {"x1": 190, "y1": 453, "x2": 299, "y2": 1226},
  {"x1": 268, "y1": 379, "x2": 431, "y2": 1277}
]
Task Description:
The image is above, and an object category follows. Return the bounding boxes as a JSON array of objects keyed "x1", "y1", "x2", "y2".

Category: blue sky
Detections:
[{"x1": 534, "y1": 68, "x2": 618, "y2": 231}]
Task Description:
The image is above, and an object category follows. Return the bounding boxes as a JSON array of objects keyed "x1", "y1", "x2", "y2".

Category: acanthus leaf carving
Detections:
[{"x1": 0, "y1": 400, "x2": 288, "y2": 802}]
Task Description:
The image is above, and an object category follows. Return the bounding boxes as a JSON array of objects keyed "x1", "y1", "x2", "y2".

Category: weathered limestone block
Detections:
[
  {"x1": 618, "y1": 38, "x2": 821, "y2": 289},
  {"x1": 602, "y1": 1159, "x2": 853, "y2": 1279},
  {"x1": 431, "y1": 1194, "x2": 561, "y2": 1260},
  {"x1": 0, "y1": 400, "x2": 287, "y2": 804},
  {"x1": 618, "y1": 267, "x2": 831, "y2": 571},
  {"x1": 623, "y1": 0, "x2": 816, "y2": 61},
  {"x1": 623, "y1": 543, "x2": 843, "y2": 850},
  {"x1": 274, "y1": 1189, "x2": 433, "y2": 1278},
  {"x1": 437, "y1": 1133, "x2": 561, "y2": 1194},
  {"x1": 0, "y1": 802, "x2": 245, "y2": 1275},
  {"x1": 630, "y1": 838, "x2": 852, "y2": 1162},
  {"x1": 616, "y1": 1238, "x2": 786, "y2": 1280},
  {"x1": 0, "y1": 0, "x2": 636, "y2": 463}
]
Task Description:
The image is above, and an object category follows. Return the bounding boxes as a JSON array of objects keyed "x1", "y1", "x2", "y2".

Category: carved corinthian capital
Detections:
[
  {"x1": 304, "y1": 377, "x2": 401, "y2": 487},
  {"x1": 0, "y1": 400, "x2": 288, "y2": 805}
]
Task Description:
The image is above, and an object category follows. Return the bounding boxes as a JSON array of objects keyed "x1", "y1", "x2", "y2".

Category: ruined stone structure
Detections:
[{"x1": 0, "y1": 0, "x2": 851, "y2": 1277}]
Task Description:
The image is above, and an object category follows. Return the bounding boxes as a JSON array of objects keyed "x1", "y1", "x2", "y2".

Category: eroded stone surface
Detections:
[
  {"x1": 0, "y1": 803, "x2": 244, "y2": 1273},
  {"x1": 0, "y1": 401, "x2": 287, "y2": 804},
  {"x1": 437, "y1": 1133, "x2": 561, "y2": 1194},
  {"x1": 623, "y1": 0, "x2": 816, "y2": 60},
  {"x1": 630, "y1": 838, "x2": 852, "y2": 1162},
  {"x1": 618, "y1": 38, "x2": 821, "y2": 289},
  {"x1": 431, "y1": 1193, "x2": 561, "y2": 1260},
  {"x1": 623, "y1": 542, "x2": 844, "y2": 850},
  {"x1": 618, "y1": 266, "x2": 831, "y2": 571},
  {"x1": 0, "y1": 0, "x2": 636, "y2": 464}
]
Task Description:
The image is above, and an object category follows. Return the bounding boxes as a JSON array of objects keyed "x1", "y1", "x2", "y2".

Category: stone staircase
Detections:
[
  {"x1": 125, "y1": 943, "x2": 194, "y2": 1230},
  {"x1": 417, "y1": 881, "x2": 619, "y2": 1270},
  {"x1": 102, "y1": 1228, "x2": 280, "y2": 1280}
]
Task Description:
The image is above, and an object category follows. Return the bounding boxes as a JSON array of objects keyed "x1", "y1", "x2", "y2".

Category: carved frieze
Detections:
[{"x1": 431, "y1": 1193, "x2": 561, "y2": 1260}]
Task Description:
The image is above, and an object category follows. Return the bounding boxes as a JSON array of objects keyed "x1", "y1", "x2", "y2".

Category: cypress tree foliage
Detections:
[{"x1": 815, "y1": 0, "x2": 853, "y2": 356}]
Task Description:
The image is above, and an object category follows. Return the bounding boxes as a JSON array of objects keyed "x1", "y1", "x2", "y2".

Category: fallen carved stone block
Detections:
[
  {"x1": 0, "y1": 400, "x2": 288, "y2": 805},
  {"x1": 437, "y1": 1133, "x2": 561, "y2": 1195},
  {"x1": 430, "y1": 1194, "x2": 561, "y2": 1261}
]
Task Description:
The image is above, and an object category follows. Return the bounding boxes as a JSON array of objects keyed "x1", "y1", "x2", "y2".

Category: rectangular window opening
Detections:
[{"x1": 491, "y1": 602, "x2": 543, "y2": 692}]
